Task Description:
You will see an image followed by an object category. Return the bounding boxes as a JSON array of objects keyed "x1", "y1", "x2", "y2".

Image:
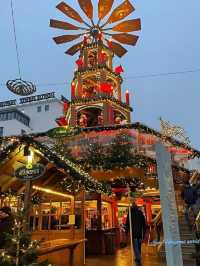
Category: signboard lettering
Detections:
[
  {"x1": 0, "y1": 100, "x2": 17, "y2": 108},
  {"x1": 20, "y1": 92, "x2": 55, "y2": 104},
  {"x1": 46, "y1": 126, "x2": 81, "y2": 138},
  {"x1": 15, "y1": 164, "x2": 45, "y2": 181}
]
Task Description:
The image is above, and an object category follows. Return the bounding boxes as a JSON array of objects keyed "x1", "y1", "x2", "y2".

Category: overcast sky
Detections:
[{"x1": 1, "y1": 0, "x2": 200, "y2": 149}]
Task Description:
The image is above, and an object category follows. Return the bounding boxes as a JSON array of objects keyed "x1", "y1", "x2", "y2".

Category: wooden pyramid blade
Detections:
[
  {"x1": 53, "y1": 34, "x2": 81, "y2": 44},
  {"x1": 104, "y1": 0, "x2": 135, "y2": 25},
  {"x1": 106, "y1": 40, "x2": 127, "y2": 57},
  {"x1": 65, "y1": 41, "x2": 83, "y2": 56},
  {"x1": 50, "y1": 19, "x2": 81, "y2": 30},
  {"x1": 56, "y1": 2, "x2": 84, "y2": 23},
  {"x1": 98, "y1": 0, "x2": 114, "y2": 20},
  {"x1": 111, "y1": 19, "x2": 141, "y2": 32},
  {"x1": 111, "y1": 33, "x2": 139, "y2": 45},
  {"x1": 78, "y1": 0, "x2": 93, "y2": 20}
]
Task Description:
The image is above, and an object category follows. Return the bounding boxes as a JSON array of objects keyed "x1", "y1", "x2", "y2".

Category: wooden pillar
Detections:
[
  {"x1": 117, "y1": 81, "x2": 122, "y2": 102},
  {"x1": 97, "y1": 194, "x2": 102, "y2": 230},
  {"x1": 103, "y1": 103, "x2": 110, "y2": 125},
  {"x1": 126, "y1": 111, "x2": 131, "y2": 123},
  {"x1": 145, "y1": 201, "x2": 152, "y2": 224},
  {"x1": 69, "y1": 106, "x2": 77, "y2": 126},
  {"x1": 77, "y1": 75, "x2": 83, "y2": 97},
  {"x1": 83, "y1": 48, "x2": 88, "y2": 69}
]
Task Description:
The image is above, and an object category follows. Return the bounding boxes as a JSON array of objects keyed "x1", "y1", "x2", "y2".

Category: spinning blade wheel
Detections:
[{"x1": 50, "y1": 0, "x2": 141, "y2": 57}]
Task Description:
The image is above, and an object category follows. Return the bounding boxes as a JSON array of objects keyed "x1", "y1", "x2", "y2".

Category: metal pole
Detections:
[{"x1": 128, "y1": 186, "x2": 134, "y2": 266}]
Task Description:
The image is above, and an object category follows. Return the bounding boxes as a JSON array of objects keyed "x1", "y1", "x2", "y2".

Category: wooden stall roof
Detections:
[
  {"x1": 0, "y1": 135, "x2": 109, "y2": 194},
  {"x1": 6, "y1": 122, "x2": 198, "y2": 157},
  {"x1": 0, "y1": 127, "x2": 196, "y2": 185}
]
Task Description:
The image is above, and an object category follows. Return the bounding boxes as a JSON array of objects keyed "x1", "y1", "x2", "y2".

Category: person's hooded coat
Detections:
[{"x1": 126, "y1": 206, "x2": 146, "y2": 239}]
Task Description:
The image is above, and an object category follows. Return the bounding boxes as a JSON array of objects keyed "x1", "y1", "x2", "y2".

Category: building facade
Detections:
[{"x1": 0, "y1": 92, "x2": 66, "y2": 136}]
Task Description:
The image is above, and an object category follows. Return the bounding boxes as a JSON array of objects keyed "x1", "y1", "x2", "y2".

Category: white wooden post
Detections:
[{"x1": 155, "y1": 142, "x2": 183, "y2": 266}]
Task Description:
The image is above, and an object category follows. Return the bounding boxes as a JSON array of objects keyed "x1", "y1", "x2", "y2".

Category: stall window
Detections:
[
  {"x1": 85, "y1": 200, "x2": 97, "y2": 230},
  {"x1": 30, "y1": 200, "x2": 71, "y2": 231},
  {"x1": 102, "y1": 202, "x2": 113, "y2": 229}
]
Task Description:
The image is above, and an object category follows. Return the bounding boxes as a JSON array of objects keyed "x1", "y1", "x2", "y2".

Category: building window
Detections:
[
  {"x1": 21, "y1": 129, "x2": 26, "y2": 135},
  {"x1": 37, "y1": 106, "x2": 42, "y2": 112},
  {"x1": 0, "y1": 127, "x2": 3, "y2": 137},
  {"x1": 45, "y1": 105, "x2": 49, "y2": 112}
]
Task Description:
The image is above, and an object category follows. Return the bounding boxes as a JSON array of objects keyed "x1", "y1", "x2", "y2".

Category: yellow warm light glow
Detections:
[
  {"x1": 117, "y1": 202, "x2": 129, "y2": 207},
  {"x1": 28, "y1": 150, "x2": 34, "y2": 165},
  {"x1": 32, "y1": 186, "x2": 73, "y2": 200}
]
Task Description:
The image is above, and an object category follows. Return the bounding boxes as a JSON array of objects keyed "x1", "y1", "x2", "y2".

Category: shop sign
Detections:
[
  {"x1": 0, "y1": 100, "x2": 17, "y2": 108},
  {"x1": 15, "y1": 164, "x2": 45, "y2": 181},
  {"x1": 46, "y1": 126, "x2": 81, "y2": 138},
  {"x1": 19, "y1": 92, "x2": 55, "y2": 104}
]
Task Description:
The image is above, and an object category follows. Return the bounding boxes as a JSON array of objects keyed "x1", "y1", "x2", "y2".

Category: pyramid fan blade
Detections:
[
  {"x1": 56, "y1": 2, "x2": 84, "y2": 23},
  {"x1": 106, "y1": 40, "x2": 127, "y2": 57},
  {"x1": 50, "y1": 19, "x2": 81, "y2": 31},
  {"x1": 111, "y1": 19, "x2": 141, "y2": 32},
  {"x1": 104, "y1": 0, "x2": 135, "y2": 25},
  {"x1": 53, "y1": 34, "x2": 81, "y2": 44},
  {"x1": 111, "y1": 33, "x2": 138, "y2": 45},
  {"x1": 65, "y1": 41, "x2": 83, "y2": 56},
  {"x1": 98, "y1": 0, "x2": 114, "y2": 20},
  {"x1": 78, "y1": 0, "x2": 93, "y2": 20}
]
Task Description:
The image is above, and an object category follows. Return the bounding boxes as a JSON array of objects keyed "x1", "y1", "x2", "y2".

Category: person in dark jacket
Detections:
[
  {"x1": 126, "y1": 202, "x2": 146, "y2": 266},
  {"x1": 181, "y1": 181, "x2": 198, "y2": 225}
]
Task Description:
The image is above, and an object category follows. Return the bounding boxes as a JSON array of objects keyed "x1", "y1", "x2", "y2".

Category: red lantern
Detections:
[
  {"x1": 75, "y1": 58, "x2": 83, "y2": 67},
  {"x1": 63, "y1": 102, "x2": 69, "y2": 113},
  {"x1": 99, "y1": 83, "x2": 112, "y2": 94},
  {"x1": 114, "y1": 65, "x2": 124, "y2": 74},
  {"x1": 56, "y1": 117, "x2": 68, "y2": 126}
]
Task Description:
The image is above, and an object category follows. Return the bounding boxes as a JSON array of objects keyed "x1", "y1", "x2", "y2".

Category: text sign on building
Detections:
[
  {"x1": 15, "y1": 164, "x2": 45, "y2": 181},
  {"x1": 0, "y1": 100, "x2": 17, "y2": 108},
  {"x1": 46, "y1": 126, "x2": 81, "y2": 138},
  {"x1": 155, "y1": 142, "x2": 183, "y2": 266},
  {"x1": 19, "y1": 92, "x2": 55, "y2": 104}
]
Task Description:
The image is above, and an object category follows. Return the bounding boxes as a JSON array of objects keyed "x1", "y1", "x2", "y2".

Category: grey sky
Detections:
[{"x1": 0, "y1": 1, "x2": 200, "y2": 148}]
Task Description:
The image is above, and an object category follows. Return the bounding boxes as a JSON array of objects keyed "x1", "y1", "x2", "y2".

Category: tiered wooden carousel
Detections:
[{"x1": 0, "y1": 1, "x2": 200, "y2": 265}]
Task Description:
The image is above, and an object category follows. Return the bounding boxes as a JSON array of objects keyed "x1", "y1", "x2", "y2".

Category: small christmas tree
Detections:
[{"x1": 0, "y1": 209, "x2": 50, "y2": 266}]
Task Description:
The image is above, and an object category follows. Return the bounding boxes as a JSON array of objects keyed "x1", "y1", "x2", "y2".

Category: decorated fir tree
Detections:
[
  {"x1": 0, "y1": 209, "x2": 50, "y2": 266},
  {"x1": 105, "y1": 133, "x2": 134, "y2": 169}
]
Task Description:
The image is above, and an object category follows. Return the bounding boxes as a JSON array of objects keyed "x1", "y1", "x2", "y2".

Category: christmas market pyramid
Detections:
[{"x1": 50, "y1": 0, "x2": 141, "y2": 128}]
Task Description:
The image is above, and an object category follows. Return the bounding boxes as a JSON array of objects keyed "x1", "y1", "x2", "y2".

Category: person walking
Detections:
[
  {"x1": 126, "y1": 202, "x2": 146, "y2": 266},
  {"x1": 181, "y1": 181, "x2": 198, "y2": 226}
]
